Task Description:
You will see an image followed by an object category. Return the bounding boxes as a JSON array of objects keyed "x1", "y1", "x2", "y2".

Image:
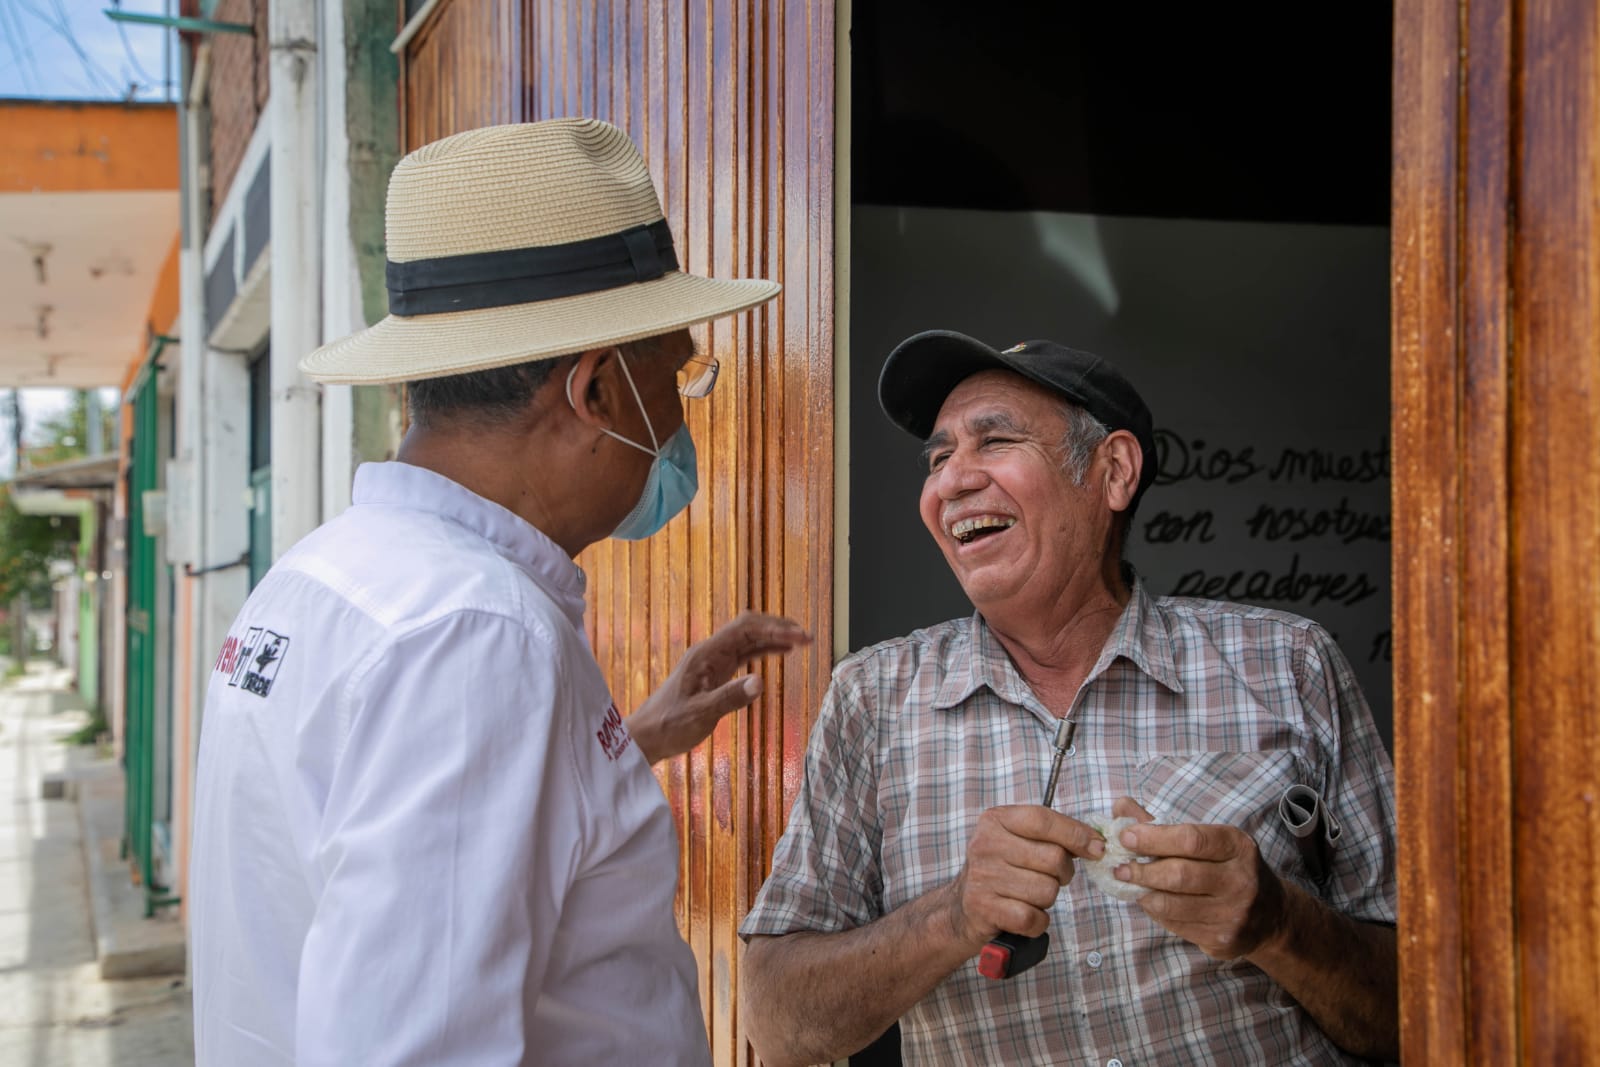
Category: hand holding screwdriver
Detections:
[{"x1": 978, "y1": 716, "x2": 1077, "y2": 980}]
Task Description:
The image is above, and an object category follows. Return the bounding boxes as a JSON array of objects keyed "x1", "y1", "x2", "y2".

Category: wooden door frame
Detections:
[{"x1": 1393, "y1": 1, "x2": 1600, "y2": 1063}]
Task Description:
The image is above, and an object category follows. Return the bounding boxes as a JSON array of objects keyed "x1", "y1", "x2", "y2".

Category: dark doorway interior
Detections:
[
  {"x1": 852, "y1": 4, "x2": 1390, "y2": 223},
  {"x1": 846, "y1": 6, "x2": 1392, "y2": 1065}
]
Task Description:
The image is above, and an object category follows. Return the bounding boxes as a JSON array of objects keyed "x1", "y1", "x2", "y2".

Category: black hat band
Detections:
[{"x1": 385, "y1": 218, "x2": 679, "y2": 316}]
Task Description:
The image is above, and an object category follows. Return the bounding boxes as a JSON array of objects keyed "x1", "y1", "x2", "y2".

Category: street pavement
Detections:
[{"x1": 0, "y1": 661, "x2": 193, "y2": 1066}]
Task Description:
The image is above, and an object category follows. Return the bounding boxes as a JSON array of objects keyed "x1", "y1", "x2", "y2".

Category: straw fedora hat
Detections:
[{"x1": 299, "y1": 118, "x2": 780, "y2": 384}]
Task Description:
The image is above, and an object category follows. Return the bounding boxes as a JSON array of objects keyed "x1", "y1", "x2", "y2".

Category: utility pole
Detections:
[
  {"x1": 5, "y1": 389, "x2": 21, "y2": 476},
  {"x1": 85, "y1": 389, "x2": 103, "y2": 456},
  {"x1": 5, "y1": 390, "x2": 27, "y2": 662}
]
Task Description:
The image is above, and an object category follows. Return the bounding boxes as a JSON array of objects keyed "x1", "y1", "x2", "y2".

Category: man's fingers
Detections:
[
  {"x1": 746, "y1": 617, "x2": 812, "y2": 653},
  {"x1": 1111, "y1": 795, "x2": 1155, "y2": 823},
  {"x1": 957, "y1": 850, "x2": 1068, "y2": 942},
  {"x1": 985, "y1": 836, "x2": 1074, "y2": 886},
  {"x1": 990, "y1": 898, "x2": 1053, "y2": 939},
  {"x1": 987, "y1": 806, "x2": 1104, "y2": 865},
  {"x1": 970, "y1": 864, "x2": 1065, "y2": 913},
  {"x1": 672, "y1": 615, "x2": 808, "y2": 697},
  {"x1": 698, "y1": 675, "x2": 764, "y2": 719},
  {"x1": 689, "y1": 613, "x2": 812, "y2": 675},
  {"x1": 723, "y1": 612, "x2": 812, "y2": 655},
  {"x1": 1132, "y1": 884, "x2": 1240, "y2": 932},
  {"x1": 1114, "y1": 855, "x2": 1218, "y2": 896},
  {"x1": 1118, "y1": 820, "x2": 1242, "y2": 862}
]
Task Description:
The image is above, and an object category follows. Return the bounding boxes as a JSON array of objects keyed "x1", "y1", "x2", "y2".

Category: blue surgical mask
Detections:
[
  {"x1": 610, "y1": 423, "x2": 698, "y2": 540},
  {"x1": 567, "y1": 352, "x2": 700, "y2": 541}
]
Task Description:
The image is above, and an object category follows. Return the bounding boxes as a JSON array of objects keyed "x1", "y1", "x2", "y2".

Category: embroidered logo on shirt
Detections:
[
  {"x1": 595, "y1": 703, "x2": 633, "y2": 761},
  {"x1": 213, "y1": 626, "x2": 291, "y2": 698}
]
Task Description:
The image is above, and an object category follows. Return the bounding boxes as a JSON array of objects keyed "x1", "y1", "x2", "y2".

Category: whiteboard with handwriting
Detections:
[{"x1": 849, "y1": 206, "x2": 1393, "y2": 749}]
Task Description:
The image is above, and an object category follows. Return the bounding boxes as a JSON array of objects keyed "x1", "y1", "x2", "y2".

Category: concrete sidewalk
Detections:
[{"x1": 0, "y1": 661, "x2": 193, "y2": 1065}]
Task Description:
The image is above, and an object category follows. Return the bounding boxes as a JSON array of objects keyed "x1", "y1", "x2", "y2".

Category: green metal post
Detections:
[{"x1": 124, "y1": 372, "x2": 177, "y2": 915}]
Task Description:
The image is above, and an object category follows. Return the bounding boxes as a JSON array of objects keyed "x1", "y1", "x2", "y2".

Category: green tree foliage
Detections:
[
  {"x1": 0, "y1": 484, "x2": 78, "y2": 605},
  {"x1": 0, "y1": 390, "x2": 102, "y2": 606},
  {"x1": 27, "y1": 391, "x2": 115, "y2": 469}
]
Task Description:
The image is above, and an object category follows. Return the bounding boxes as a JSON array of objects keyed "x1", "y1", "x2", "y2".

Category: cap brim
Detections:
[
  {"x1": 878, "y1": 330, "x2": 1023, "y2": 440},
  {"x1": 300, "y1": 272, "x2": 781, "y2": 385}
]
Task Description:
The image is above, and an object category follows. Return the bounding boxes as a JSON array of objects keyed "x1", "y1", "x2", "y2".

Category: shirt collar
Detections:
[
  {"x1": 1096, "y1": 570, "x2": 1185, "y2": 695},
  {"x1": 931, "y1": 568, "x2": 1184, "y2": 712},
  {"x1": 351, "y1": 461, "x2": 588, "y2": 625}
]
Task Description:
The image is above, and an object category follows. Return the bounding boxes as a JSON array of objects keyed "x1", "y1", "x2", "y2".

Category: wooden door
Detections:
[
  {"x1": 402, "y1": 3, "x2": 835, "y2": 1062},
  {"x1": 1393, "y1": 0, "x2": 1600, "y2": 1062}
]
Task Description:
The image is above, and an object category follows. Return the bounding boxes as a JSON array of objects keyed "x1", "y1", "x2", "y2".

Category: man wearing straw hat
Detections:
[{"x1": 190, "y1": 119, "x2": 808, "y2": 1066}]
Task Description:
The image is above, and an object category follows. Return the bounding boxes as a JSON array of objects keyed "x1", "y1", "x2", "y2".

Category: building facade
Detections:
[{"x1": 26, "y1": 1, "x2": 1594, "y2": 1064}]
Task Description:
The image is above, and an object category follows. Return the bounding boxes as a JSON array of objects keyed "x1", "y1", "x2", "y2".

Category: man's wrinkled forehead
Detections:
[{"x1": 929, "y1": 369, "x2": 1064, "y2": 430}]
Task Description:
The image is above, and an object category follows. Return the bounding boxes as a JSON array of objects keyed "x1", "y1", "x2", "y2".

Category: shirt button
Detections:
[
  {"x1": 1107, "y1": 1059, "x2": 1124, "y2": 1067},
  {"x1": 1086, "y1": 950, "x2": 1103, "y2": 968}
]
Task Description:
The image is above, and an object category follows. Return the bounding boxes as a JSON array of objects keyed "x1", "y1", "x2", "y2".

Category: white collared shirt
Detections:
[{"x1": 191, "y1": 461, "x2": 708, "y2": 1066}]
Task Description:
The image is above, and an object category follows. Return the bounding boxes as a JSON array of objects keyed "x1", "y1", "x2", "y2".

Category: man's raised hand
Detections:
[{"x1": 629, "y1": 611, "x2": 811, "y2": 764}]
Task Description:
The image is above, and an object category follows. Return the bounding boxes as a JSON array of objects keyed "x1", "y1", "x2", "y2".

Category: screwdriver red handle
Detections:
[{"x1": 978, "y1": 930, "x2": 1050, "y2": 979}]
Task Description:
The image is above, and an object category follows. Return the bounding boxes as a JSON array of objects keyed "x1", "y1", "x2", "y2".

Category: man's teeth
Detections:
[{"x1": 951, "y1": 516, "x2": 1015, "y2": 543}]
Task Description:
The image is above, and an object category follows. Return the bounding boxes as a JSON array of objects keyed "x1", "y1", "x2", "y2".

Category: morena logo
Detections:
[
  {"x1": 595, "y1": 704, "x2": 632, "y2": 761},
  {"x1": 213, "y1": 625, "x2": 291, "y2": 699}
]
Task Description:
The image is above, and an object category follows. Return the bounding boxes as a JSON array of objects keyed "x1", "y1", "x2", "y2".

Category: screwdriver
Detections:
[{"x1": 978, "y1": 715, "x2": 1078, "y2": 980}]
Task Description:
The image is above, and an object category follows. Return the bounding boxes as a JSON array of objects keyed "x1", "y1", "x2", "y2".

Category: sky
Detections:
[
  {"x1": 0, "y1": 0, "x2": 178, "y2": 102},
  {"x1": 1, "y1": 0, "x2": 172, "y2": 475},
  {"x1": 0, "y1": 388, "x2": 122, "y2": 477}
]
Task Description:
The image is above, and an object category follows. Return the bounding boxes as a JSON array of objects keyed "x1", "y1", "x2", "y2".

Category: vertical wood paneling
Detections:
[
  {"x1": 1393, "y1": 0, "x2": 1469, "y2": 1053},
  {"x1": 403, "y1": 4, "x2": 834, "y2": 1062},
  {"x1": 1458, "y1": 1, "x2": 1518, "y2": 1060},
  {"x1": 401, "y1": 1, "x2": 523, "y2": 148},
  {"x1": 1396, "y1": 1, "x2": 1600, "y2": 1063},
  {"x1": 1511, "y1": 1, "x2": 1600, "y2": 1060}
]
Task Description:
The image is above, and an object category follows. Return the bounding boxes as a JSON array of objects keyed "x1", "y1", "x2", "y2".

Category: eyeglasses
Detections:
[{"x1": 676, "y1": 354, "x2": 720, "y2": 398}]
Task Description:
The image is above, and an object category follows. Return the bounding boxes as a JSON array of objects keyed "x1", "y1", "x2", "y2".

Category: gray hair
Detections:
[
  {"x1": 406, "y1": 332, "x2": 678, "y2": 430},
  {"x1": 1056, "y1": 400, "x2": 1141, "y2": 557},
  {"x1": 1056, "y1": 401, "x2": 1111, "y2": 484},
  {"x1": 406, "y1": 357, "x2": 564, "y2": 429}
]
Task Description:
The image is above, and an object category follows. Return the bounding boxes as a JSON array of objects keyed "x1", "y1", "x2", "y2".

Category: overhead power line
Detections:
[
  {"x1": 0, "y1": 0, "x2": 44, "y2": 93},
  {"x1": 110, "y1": 0, "x2": 158, "y2": 91},
  {"x1": 45, "y1": 0, "x2": 123, "y2": 96},
  {"x1": 9, "y1": 0, "x2": 122, "y2": 97}
]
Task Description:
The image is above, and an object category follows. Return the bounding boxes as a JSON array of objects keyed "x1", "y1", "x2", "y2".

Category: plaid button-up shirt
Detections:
[{"x1": 741, "y1": 577, "x2": 1396, "y2": 1065}]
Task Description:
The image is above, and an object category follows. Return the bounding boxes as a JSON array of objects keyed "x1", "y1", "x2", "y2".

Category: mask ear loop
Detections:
[{"x1": 565, "y1": 348, "x2": 661, "y2": 457}]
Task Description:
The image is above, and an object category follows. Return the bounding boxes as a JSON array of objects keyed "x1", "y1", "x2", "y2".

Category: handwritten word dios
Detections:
[
  {"x1": 1155, "y1": 431, "x2": 1390, "y2": 487},
  {"x1": 1171, "y1": 553, "x2": 1380, "y2": 608}
]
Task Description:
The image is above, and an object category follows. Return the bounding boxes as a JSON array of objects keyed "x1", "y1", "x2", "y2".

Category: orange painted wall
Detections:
[{"x1": 0, "y1": 100, "x2": 179, "y2": 193}]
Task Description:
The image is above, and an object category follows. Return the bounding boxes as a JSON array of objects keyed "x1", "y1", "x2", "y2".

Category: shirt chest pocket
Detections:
[{"x1": 1135, "y1": 750, "x2": 1305, "y2": 852}]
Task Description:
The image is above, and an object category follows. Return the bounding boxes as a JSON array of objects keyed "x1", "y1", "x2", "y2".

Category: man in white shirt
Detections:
[{"x1": 190, "y1": 118, "x2": 806, "y2": 1066}]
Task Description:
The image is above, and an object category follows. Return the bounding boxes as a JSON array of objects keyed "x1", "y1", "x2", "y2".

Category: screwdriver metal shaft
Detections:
[
  {"x1": 1042, "y1": 716, "x2": 1077, "y2": 804},
  {"x1": 978, "y1": 715, "x2": 1078, "y2": 980}
]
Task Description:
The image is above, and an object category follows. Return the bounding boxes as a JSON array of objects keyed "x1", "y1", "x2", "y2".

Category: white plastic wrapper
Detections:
[{"x1": 1081, "y1": 814, "x2": 1149, "y2": 902}]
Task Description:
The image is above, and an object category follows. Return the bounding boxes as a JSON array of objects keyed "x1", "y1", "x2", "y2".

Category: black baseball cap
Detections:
[{"x1": 878, "y1": 329, "x2": 1158, "y2": 501}]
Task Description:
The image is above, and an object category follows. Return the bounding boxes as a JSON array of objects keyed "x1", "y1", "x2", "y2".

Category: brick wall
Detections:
[{"x1": 209, "y1": 0, "x2": 267, "y2": 225}]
